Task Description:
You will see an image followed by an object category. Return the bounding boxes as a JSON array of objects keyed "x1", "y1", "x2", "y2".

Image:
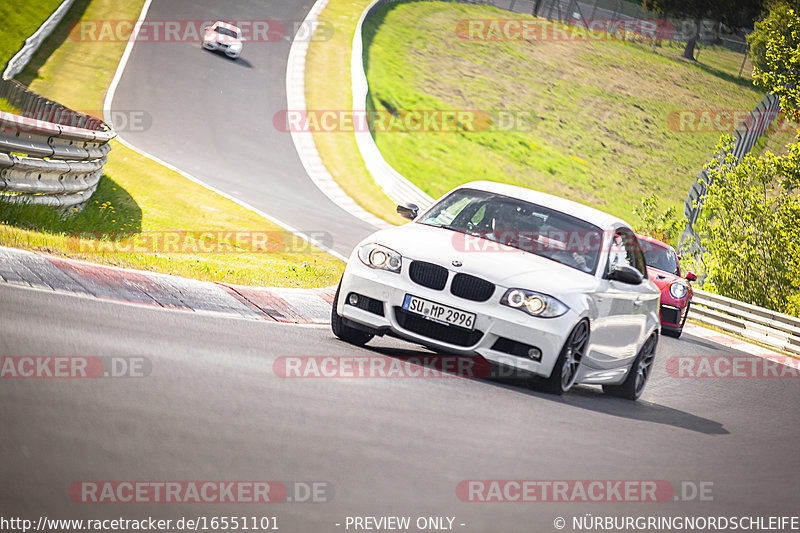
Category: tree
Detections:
[
  {"x1": 689, "y1": 1, "x2": 800, "y2": 317},
  {"x1": 694, "y1": 136, "x2": 800, "y2": 316},
  {"x1": 645, "y1": 0, "x2": 763, "y2": 60},
  {"x1": 633, "y1": 194, "x2": 683, "y2": 245},
  {"x1": 748, "y1": 2, "x2": 800, "y2": 122}
]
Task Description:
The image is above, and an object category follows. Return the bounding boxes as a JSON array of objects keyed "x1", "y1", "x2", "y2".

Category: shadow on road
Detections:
[
  {"x1": 203, "y1": 48, "x2": 255, "y2": 69},
  {"x1": 494, "y1": 380, "x2": 729, "y2": 436},
  {"x1": 361, "y1": 342, "x2": 728, "y2": 436}
]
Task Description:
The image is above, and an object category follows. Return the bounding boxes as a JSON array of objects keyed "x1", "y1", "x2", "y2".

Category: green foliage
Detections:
[
  {"x1": 633, "y1": 194, "x2": 683, "y2": 245},
  {"x1": 695, "y1": 135, "x2": 800, "y2": 316},
  {"x1": 749, "y1": 3, "x2": 800, "y2": 122}
]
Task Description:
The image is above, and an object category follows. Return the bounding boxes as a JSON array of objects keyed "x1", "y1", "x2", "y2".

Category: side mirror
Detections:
[
  {"x1": 685, "y1": 271, "x2": 697, "y2": 282},
  {"x1": 608, "y1": 265, "x2": 644, "y2": 285},
  {"x1": 397, "y1": 203, "x2": 419, "y2": 220}
]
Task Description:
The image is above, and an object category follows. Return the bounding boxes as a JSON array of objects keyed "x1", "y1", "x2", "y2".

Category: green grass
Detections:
[
  {"x1": 0, "y1": 98, "x2": 20, "y2": 113},
  {"x1": 361, "y1": 1, "x2": 771, "y2": 224},
  {"x1": 750, "y1": 118, "x2": 799, "y2": 157},
  {"x1": 0, "y1": 0, "x2": 344, "y2": 287},
  {"x1": 305, "y1": 0, "x2": 407, "y2": 225},
  {"x1": 0, "y1": 0, "x2": 65, "y2": 69}
]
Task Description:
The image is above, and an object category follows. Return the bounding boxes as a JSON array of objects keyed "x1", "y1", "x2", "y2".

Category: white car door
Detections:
[{"x1": 585, "y1": 228, "x2": 650, "y2": 367}]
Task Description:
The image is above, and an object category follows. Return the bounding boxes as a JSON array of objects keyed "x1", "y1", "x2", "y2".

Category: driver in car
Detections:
[
  {"x1": 487, "y1": 204, "x2": 521, "y2": 247},
  {"x1": 488, "y1": 203, "x2": 593, "y2": 273}
]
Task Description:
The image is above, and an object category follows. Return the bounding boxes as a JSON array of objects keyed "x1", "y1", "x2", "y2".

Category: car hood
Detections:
[
  {"x1": 361, "y1": 223, "x2": 599, "y2": 294},
  {"x1": 206, "y1": 29, "x2": 242, "y2": 45}
]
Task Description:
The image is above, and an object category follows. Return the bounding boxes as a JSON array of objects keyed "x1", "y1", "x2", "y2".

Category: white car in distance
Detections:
[
  {"x1": 202, "y1": 21, "x2": 243, "y2": 59},
  {"x1": 332, "y1": 181, "x2": 661, "y2": 400}
]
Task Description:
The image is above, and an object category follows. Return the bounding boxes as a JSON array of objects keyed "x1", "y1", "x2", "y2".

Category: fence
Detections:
[{"x1": 536, "y1": 0, "x2": 750, "y2": 56}]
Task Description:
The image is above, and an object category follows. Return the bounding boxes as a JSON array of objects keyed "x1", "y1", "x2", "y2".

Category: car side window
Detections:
[
  {"x1": 607, "y1": 229, "x2": 646, "y2": 277},
  {"x1": 469, "y1": 204, "x2": 487, "y2": 226},
  {"x1": 628, "y1": 234, "x2": 647, "y2": 276}
]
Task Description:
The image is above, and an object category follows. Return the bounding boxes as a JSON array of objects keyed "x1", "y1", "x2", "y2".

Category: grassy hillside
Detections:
[
  {"x1": 0, "y1": 0, "x2": 65, "y2": 69},
  {"x1": 363, "y1": 2, "x2": 773, "y2": 222}
]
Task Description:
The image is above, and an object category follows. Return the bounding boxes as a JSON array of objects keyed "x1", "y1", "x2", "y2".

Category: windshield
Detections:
[
  {"x1": 418, "y1": 188, "x2": 603, "y2": 274},
  {"x1": 215, "y1": 26, "x2": 239, "y2": 38},
  {"x1": 641, "y1": 241, "x2": 680, "y2": 275}
]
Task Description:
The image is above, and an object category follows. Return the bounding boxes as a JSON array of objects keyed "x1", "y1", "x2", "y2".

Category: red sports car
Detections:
[{"x1": 637, "y1": 234, "x2": 696, "y2": 338}]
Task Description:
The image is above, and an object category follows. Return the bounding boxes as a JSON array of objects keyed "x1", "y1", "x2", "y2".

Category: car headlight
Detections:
[
  {"x1": 358, "y1": 243, "x2": 402, "y2": 273},
  {"x1": 669, "y1": 281, "x2": 689, "y2": 300},
  {"x1": 501, "y1": 288, "x2": 569, "y2": 318},
  {"x1": 230, "y1": 43, "x2": 242, "y2": 51}
]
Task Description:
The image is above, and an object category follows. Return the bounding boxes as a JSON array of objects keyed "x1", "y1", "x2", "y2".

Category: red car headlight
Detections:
[{"x1": 669, "y1": 281, "x2": 689, "y2": 300}]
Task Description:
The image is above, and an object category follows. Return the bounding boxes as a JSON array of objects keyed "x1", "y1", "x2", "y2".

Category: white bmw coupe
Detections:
[
  {"x1": 332, "y1": 181, "x2": 661, "y2": 399},
  {"x1": 202, "y1": 21, "x2": 243, "y2": 59}
]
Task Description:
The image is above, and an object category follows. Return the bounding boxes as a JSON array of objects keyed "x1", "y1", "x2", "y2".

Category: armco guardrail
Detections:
[
  {"x1": 0, "y1": 79, "x2": 114, "y2": 207},
  {"x1": 682, "y1": 93, "x2": 781, "y2": 241},
  {"x1": 689, "y1": 289, "x2": 800, "y2": 357},
  {"x1": 2, "y1": 0, "x2": 76, "y2": 80},
  {"x1": 352, "y1": 0, "x2": 436, "y2": 210}
]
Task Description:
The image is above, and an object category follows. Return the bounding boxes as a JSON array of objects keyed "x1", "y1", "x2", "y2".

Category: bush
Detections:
[{"x1": 694, "y1": 135, "x2": 800, "y2": 317}]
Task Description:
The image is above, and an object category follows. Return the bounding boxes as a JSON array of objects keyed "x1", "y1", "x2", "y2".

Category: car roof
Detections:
[
  {"x1": 213, "y1": 21, "x2": 241, "y2": 32},
  {"x1": 635, "y1": 233, "x2": 677, "y2": 253},
  {"x1": 452, "y1": 181, "x2": 631, "y2": 231}
]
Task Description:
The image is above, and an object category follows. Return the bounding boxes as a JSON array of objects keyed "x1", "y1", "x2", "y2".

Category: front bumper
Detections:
[
  {"x1": 659, "y1": 295, "x2": 690, "y2": 328},
  {"x1": 203, "y1": 41, "x2": 241, "y2": 58},
  {"x1": 337, "y1": 259, "x2": 582, "y2": 379}
]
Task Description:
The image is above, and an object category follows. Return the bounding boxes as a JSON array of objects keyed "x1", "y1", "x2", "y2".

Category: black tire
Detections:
[
  {"x1": 538, "y1": 320, "x2": 590, "y2": 395},
  {"x1": 331, "y1": 282, "x2": 374, "y2": 346},
  {"x1": 603, "y1": 334, "x2": 658, "y2": 400}
]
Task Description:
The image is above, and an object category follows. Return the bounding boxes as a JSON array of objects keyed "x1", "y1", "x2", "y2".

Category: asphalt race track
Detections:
[
  {"x1": 110, "y1": 0, "x2": 377, "y2": 256},
  {"x1": 1, "y1": 285, "x2": 799, "y2": 531},
  {"x1": 2, "y1": 0, "x2": 799, "y2": 530}
]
